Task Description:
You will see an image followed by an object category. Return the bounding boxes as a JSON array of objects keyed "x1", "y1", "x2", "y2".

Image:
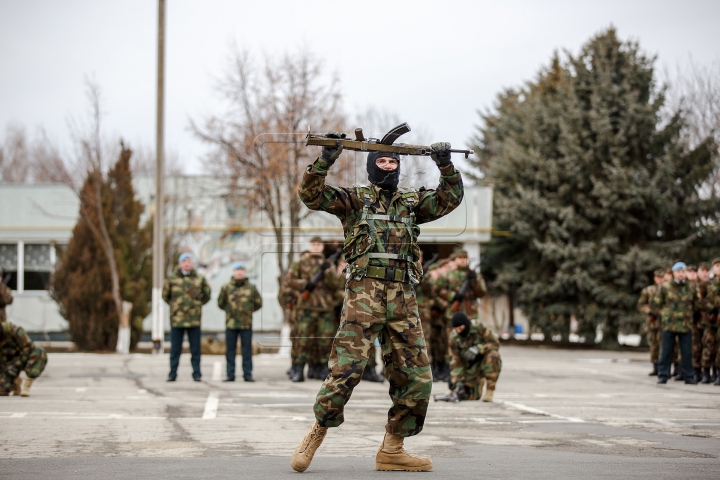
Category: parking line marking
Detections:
[
  {"x1": 212, "y1": 361, "x2": 222, "y2": 381},
  {"x1": 202, "y1": 391, "x2": 220, "y2": 419}
]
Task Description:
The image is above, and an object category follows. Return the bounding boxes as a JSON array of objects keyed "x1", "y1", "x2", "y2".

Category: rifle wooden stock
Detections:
[{"x1": 305, "y1": 134, "x2": 474, "y2": 159}]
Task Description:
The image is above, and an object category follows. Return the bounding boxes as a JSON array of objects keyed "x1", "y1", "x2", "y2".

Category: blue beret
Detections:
[
  {"x1": 178, "y1": 253, "x2": 193, "y2": 263},
  {"x1": 672, "y1": 262, "x2": 686, "y2": 271},
  {"x1": 233, "y1": 262, "x2": 246, "y2": 270}
]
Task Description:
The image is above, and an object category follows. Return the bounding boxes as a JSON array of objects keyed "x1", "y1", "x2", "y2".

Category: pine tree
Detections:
[
  {"x1": 53, "y1": 145, "x2": 152, "y2": 351},
  {"x1": 470, "y1": 28, "x2": 719, "y2": 348}
]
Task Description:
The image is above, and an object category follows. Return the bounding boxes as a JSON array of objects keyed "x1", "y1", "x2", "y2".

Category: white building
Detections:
[{"x1": 0, "y1": 178, "x2": 494, "y2": 336}]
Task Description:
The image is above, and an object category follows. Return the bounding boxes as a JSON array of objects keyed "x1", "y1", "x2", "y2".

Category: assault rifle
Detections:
[
  {"x1": 422, "y1": 253, "x2": 439, "y2": 273},
  {"x1": 306, "y1": 123, "x2": 475, "y2": 159},
  {"x1": 301, "y1": 248, "x2": 342, "y2": 301},
  {"x1": 433, "y1": 391, "x2": 460, "y2": 403},
  {"x1": 451, "y1": 264, "x2": 479, "y2": 313}
]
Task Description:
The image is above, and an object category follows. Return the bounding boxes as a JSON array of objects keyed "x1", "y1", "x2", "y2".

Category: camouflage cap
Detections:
[
  {"x1": 712, "y1": 257, "x2": 720, "y2": 266},
  {"x1": 698, "y1": 263, "x2": 710, "y2": 271},
  {"x1": 687, "y1": 264, "x2": 697, "y2": 271},
  {"x1": 309, "y1": 236, "x2": 323, "y2": 244},
  {"x1": 450, "y1": 249, "x2": 468, "y2": 259},
  {"x1": 653, "y1": 269, "x2": 665, "y2": 277}
]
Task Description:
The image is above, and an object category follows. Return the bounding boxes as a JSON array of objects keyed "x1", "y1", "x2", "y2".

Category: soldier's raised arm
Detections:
[
  {"x1": 299, "y1": 134, "x2": 353, "y2": 217},
  {"x1": 414, "y1": 143, "x2": 464, "y2": 224}
]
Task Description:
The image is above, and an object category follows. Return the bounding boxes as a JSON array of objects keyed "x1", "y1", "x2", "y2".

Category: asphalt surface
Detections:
[{"x1": 1, "y1": 346, "x2": 719, "y2": 479}]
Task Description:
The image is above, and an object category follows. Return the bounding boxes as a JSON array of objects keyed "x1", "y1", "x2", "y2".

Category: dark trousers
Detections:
[
  {"x1": 658, "y1": 330, "x2": 693, "y2": 380},
  {"x1": 169, "y1": 326, "x2": 201, "y2": 378},
  {"x1": 226, "y1": 328, "x2": 253, "y2": 379}
]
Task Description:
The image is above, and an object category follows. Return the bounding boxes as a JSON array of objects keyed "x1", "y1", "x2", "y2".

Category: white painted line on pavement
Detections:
[
  {"x1": 212, "y1": 361, "x2": 222, "y2": 381},
  {"x1": 10, "y1": 412, "x2": 27, "y2": 418},
  {"x1": 75, "y1": 387, "x2": 86, "y2": 392},
  {"x1": 202, "y1": 391, "x2": 220, "y2": 419},
  {"x1": 501, "y1": 401, "x2": 585, "y2": 423}
]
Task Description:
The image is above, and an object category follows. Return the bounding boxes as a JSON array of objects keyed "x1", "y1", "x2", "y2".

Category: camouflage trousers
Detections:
[
  {"x1": 692, "y1": 323, "x2": 704, "y2": 368},
  {"x1": 314, "y1": 277, "x2": 431, "y2": 438},
  {"x1": 427, "y1": 315, "x2": 448, "y2": 365},
  {"x1": 0, "y1": 346, "x2": 47, "y2": 391},
  {"x1": 296, "y1": 309, "x2": 335, "y2": 366},
  {"x1": 453, "y1": 351, "x2": 502, "y2": 400},
  {"x1": 701, "y1": 327, "x2": 717, "y2": 368},
  {"x1": 287, "y1": 308, "x2": 300, "y2": 364},
  {"x1": 647, "y1": 325, "x2": 662, "y2": 364}
]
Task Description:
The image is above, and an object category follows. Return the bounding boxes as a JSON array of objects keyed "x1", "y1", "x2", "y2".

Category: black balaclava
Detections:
[
  {"x1": 367, "y1": 151, "x2": 401, "y2": 192},
  {"x1": 451, "y1": 312, "x2": 472, "y2": 337}
]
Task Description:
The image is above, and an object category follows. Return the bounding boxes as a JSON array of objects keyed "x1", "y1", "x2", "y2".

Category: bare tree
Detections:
[
  {"x1": 191, "y1": 47, "x2": 347, "y2": 279},
  {"x1": 0, "y1": 124, "x2": 31, "y2": 183}
]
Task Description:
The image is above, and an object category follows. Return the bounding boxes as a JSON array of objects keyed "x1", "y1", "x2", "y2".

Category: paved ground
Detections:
[{"x1": 1, "y1": 346, "x2": 719, "y2": 478}]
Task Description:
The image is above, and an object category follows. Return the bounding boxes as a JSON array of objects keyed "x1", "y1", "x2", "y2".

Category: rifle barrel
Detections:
[{"x1": 306, "y1": 134, "x2": 474, "y2": 158}]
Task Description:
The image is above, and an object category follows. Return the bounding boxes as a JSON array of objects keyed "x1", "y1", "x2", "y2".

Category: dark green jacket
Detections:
[
  {"x1": 449, "y1": 323, "x2": 499, "y2": 384},
  {"x1": 162, "y1": 268, "x2": 211, "y2": 328},
  {"x1": 1, "y1": 322, "x2": 32, "y2": 372},
  {"x1": 0, "y1": 283, "x2": 13, "y2": 323},
  {"x1": 217, "y1": 278, "x2": 262, "y2": 329}
]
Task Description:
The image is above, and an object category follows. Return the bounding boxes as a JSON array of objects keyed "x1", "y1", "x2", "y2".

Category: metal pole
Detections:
[{"x1": 151, "y1": 0, "x2": 166, "y2": 354}]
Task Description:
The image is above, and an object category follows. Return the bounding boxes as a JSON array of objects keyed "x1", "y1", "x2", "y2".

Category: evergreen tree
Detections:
[
  {"x1": 470, "y1": 28, "x2": 719, "y2": 348},
  {"x1": 53, "y1": 145, "x2": 152, "y2": 351}
]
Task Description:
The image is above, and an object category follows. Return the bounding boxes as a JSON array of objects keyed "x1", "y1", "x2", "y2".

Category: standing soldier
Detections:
[
  {"x1": 447, "y1": 312, "x2": 501, "y2": 402},
  {"x1": 698, "y1": 263, "x2": 715, "y2": 383},
  {"x1": 0, "y1": 321, "x2": 47, "y2": 396},
  {"x1": 162, "y1": 253, "x2": 211, "y2": 382},
  {"x1": 291, "y1": 136, "x2": 463, "y2": 473},
  {"x1": 217, "y1": 262, "x2": 262, "y2": 382},
  {"x1": 707, "y1": 258, "x2": 720, "y2": 385},
  {"x1": 281, "y1": 252, "x2": 309, "y2": 377},
  {"x1": 434, "y1": 250, "x2": 486, "y2": 381},
  {"x1": 637, "y1": 270, "x2": 665, "y2": 376},
  {"x1": 652, "y1": 262, "x2": 700, "y2": 384},
  {"x1": 687, "y1": 265, "x2": 704, "y2": 381},
  {"x1": 0, "y1": 271, "x2": 13, "y2": 324},
  {"x1": 426, "y1": 259, "x2": 452, "y2": 382},
  {"x1": 284, "y1": 237, "x2": 342, "y2": 383}
]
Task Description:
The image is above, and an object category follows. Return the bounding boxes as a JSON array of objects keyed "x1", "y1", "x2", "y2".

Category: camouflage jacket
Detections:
[
  {"x1": 298, "y1": 157, "x2": 463, "y2": 283},
  {"x1": 0, "y1": 322, "x2": 33, "y2": 371},
  {"x1": 706, "y1": 278, "x2": 719, "y2": 326},
  {"x1": 637, "y1": 284, "x2": 659, "y2": 327},
  {"x1": 651, "y1": 280, "x2": 701, "y2": 333},
  {"x1": 0, "y1": 283, "x2": 12, "y2": 323},
  {"x1": 449, "y1": 323, "x2": 499, "y2": 383},
  {"x1": 217, "y1": 278, "x2": 262, "y2": 330},
  {"x1": 283, "y1": 253, "x2": 342, "y2": 311},
  {"x1": 162, "y1": 268, "x2": 211, "y2": 328},
  {"x1": 434, "y1": 267, "x2": 487, "y2": 319}
]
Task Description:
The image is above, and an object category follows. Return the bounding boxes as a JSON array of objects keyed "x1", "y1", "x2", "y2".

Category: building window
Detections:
[
  {"x1": 24, "y1": 244, "x2": 52, "y2": 291},
  {"x1": 0, "y1": 244, "x2": 18, "y2": 290}
]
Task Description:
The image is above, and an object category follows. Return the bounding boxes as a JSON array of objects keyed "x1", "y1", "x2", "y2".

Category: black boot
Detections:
[
  {"x1": 670, "y1": 363, "x2": 679, "y2": 377},
  {"x1": 712, "y1": 366, "x2": 718, "y2": 383},
  {"x1": 694, "y1": 367, "x2": 702, "y2": 383},
  {"x1": 715, "y1": 372, "x2": 720, "y2": 386},
  {"x1": 306, "y1": 363, "x2": 317, "y2": 380},
  {"x1": 317, "y1": 364, "x2": 330, "y2": 380},
  {"x1": 648, "y1": 363, "x2": 658, "y2": 376},
  {"x1": 701, "y1": 367, "x2": 711, "y2": 384},
  {"x1": 437, "y1": 362, "x2": 451, "y2": 383},
  {"x1": 431, "y1": 363, "x2": 440, "y2": 382},
  {"x1": 362, "y1": 366, "x2": 384, "y2": 383},
  {"x1": 290, "y1": 363, "x2": 305, "y2": 382},
  {"x1": 673, "y1": 363, "x2": 684, "y2": 381}
]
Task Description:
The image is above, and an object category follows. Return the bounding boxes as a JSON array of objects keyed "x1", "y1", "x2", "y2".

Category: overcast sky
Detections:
[{"x1": 1, "y1": 0, "x2": 719, "y2": 174}]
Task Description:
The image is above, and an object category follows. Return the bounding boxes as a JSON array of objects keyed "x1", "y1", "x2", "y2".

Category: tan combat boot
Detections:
[
  {"x1": 482, "y1": 388, "x2": 494, "y2": 402},
  {"x1": 20, "y1": 378, "x2": 34, "y2": 397},
  {"x1": 376, "y1": 432, "x2": 433, "y2": 472},
  {"x1": 11, "y1": 376, "x2": 23, "y2": 396},
  {"x1": 290, "y1": 421, "x2": 328, "y2": 472}
]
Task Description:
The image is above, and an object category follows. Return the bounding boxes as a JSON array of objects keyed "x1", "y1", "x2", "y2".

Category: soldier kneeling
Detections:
[
  {"x1": 1, "y1": 322, "x2": 47, "y2": 397},
  {"x1": 448, "y1": 312, "x2": 501, "y2": 402}
]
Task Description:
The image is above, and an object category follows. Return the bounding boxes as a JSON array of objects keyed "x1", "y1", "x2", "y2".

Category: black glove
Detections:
[
  {"x1": 452, "y1": 291, "x2": 463, "y2": 304},
  {"x1": 321, "y1": 261, "x2": 331, "y2": 270},
  {"x1": 431, "y1": 305, "x2": 443, "y2": 318},
  {"x1": 468, "y1": 270, "x2": 477, "y2": 282},
  {"x1": 304, "y1": 280, "x2": 317, "y2": 293},
  {"x1": 321, "y1": 132, "x2": 345, "y2": 164},
  {"x1": 462, "y1": 345, "x2": 480, "y2": 362},
  {"x1": 5, "y1": 365, "x2": 19, "y2": 378},
  {"x1": 430, "y1": 142, "x2": 452, "y2": 167},
  {"x1": 455, "y1": 384, "x2": 468, "y2": 401}
]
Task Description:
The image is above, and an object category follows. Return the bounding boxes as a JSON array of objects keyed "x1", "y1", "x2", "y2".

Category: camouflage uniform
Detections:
[
  {"x1": 637, "y1": 283, "x2": 661, "y2": 363},
  {"x1": 0, "y1": 283, "x2": 13, "y2": 324},
  {"x1": 299, "y1": 156, "x2": 463, "y2": 437},
  {"x1": 449, "y1": 322, "x2": 502, "y2": 400},
  {"x1": 706, "y1": 279, "x2": 720, "y2": 371},
  {"x1": 285, "y1": 253, "x2": 342, "y2": 369},
  {"x1": 280, "y1": 269, "x2": 302, "y2": 366},
  {"x1": 218, "y1": 277, "x2": 262, "y2": 380},
  {"x1": 1, "y1": 322, "x2": 47, "y2": 395},
  {"x1": 434, "y1": 266, "x2": 487, "y2": 321},
  {"x1": 162, "y1": 267, "x2": 212, "y2": 378},
  {"x1": 652, "y1": 279, "x2": 702, "y2": 381}
]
